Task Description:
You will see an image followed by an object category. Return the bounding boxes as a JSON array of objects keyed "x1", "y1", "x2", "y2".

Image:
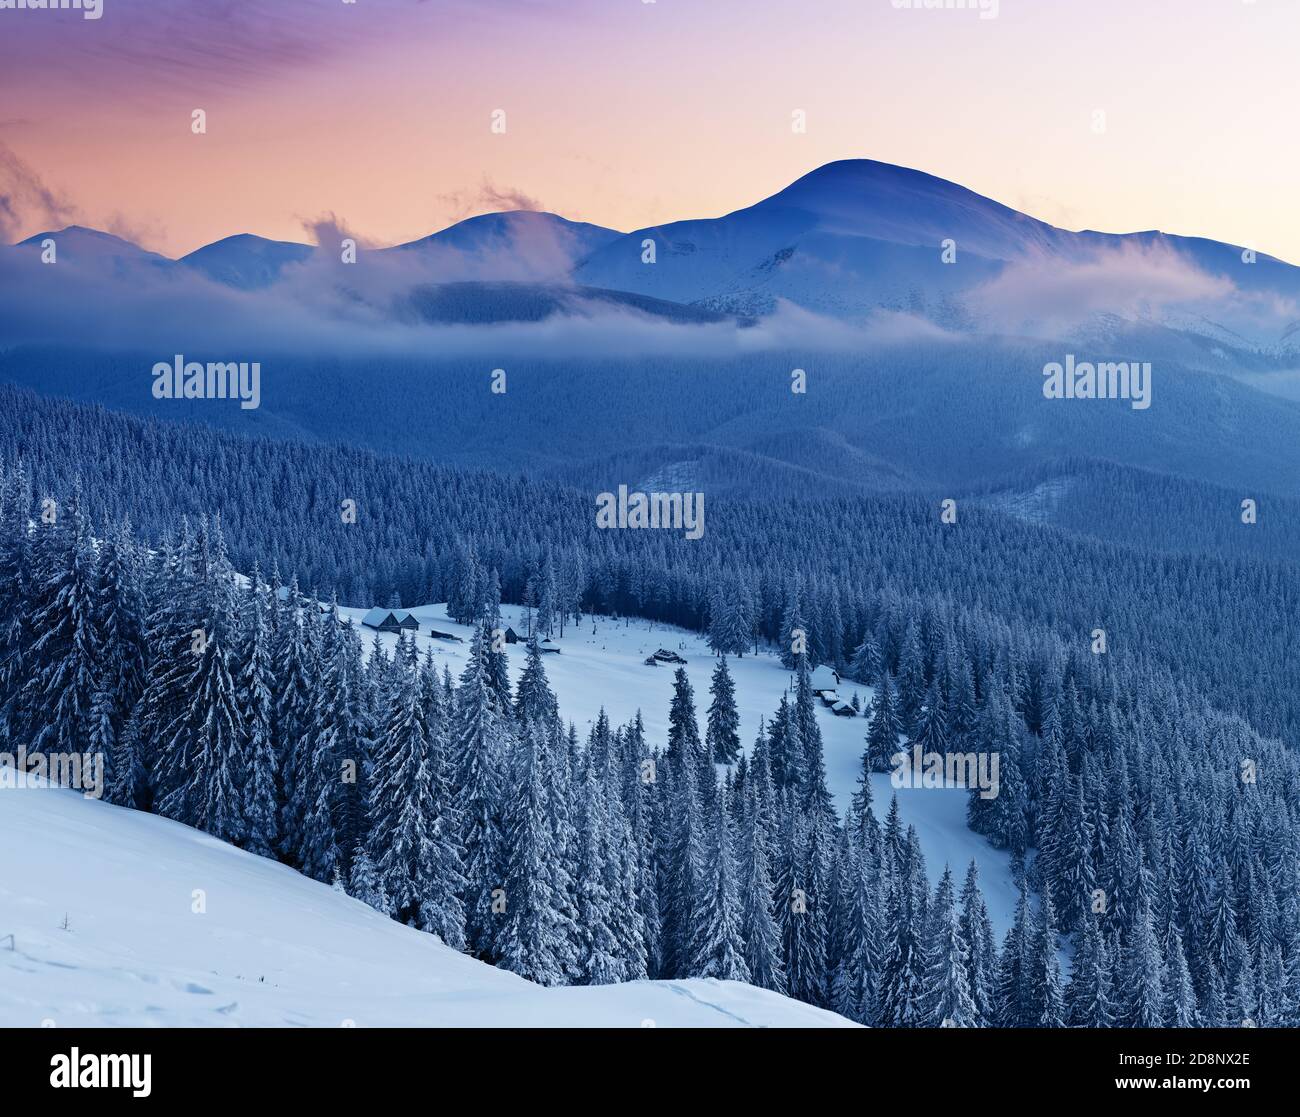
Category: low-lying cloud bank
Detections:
[
  {"x1": 1, "y1": 224, "x2": 1294, "y2": 362},
  {"x1": 0, "y1": 228, "x2": 956, "y2": 358}
]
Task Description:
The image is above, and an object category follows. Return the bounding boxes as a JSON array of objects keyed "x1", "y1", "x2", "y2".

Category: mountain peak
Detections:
[{"x1": 16, "y1": 224, "x2": 146, "y2": 251}]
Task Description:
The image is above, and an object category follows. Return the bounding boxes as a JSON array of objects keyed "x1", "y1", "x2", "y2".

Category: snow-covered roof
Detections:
[
  {"x1": 811, "y1": 665, "x2": 839, "y2": 691},
  {"x1": 361, "y1": 607, "x2": 417, "y2": 627}
]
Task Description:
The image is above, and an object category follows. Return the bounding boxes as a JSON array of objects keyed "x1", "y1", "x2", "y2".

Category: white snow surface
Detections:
[{"x1": 0, "y1": 767, "x2": 853, "y2": 1028}]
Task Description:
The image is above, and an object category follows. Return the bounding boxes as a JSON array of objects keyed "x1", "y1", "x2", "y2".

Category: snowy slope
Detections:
[
  {"x1": 0, "y1": 768, "x2": 855, "y2": 1028},
  {"x1": 179, "y1": 234, "x2": 314, "y2": 290},
  {"x1": 339, "y1": 603, "x2": 1021, "y2": 937}
]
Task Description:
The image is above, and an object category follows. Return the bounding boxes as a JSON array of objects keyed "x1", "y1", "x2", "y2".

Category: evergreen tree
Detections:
[
  {"x1": 666, "y1": 667, "x2": 707, "y2": 788},
  {"x1": 238, "y1": 578, "x2": 278, "y2": 857},
  {"x1": 1026, "y1": 889, "x2": 1065, "y2": 1027},
  {"x1": 452, "y1": 622, "x2": 506, "y2": 960},
  {"x1": 1066, "y1": 912, "x2": 1115, "y2": 1027},
  {"x1": 779, "y1": 580, "x2": 809, "y2": 670},
  {"x1": 706, "y1": 656, "x2": 741, "y2": 764},
  {"x1": 919, "y1": 866, "x2": 977, "y2": 1027},
  {"x1": 738, "y1": 781, "x2": 786, "y2": 994},
  {"x1": 575, "y1": 760, "x2": 622, "y2": 985},
  {"x1": 660, "y1": 745, "x2": 705, "y2": 979},
  {"x1": 690, "y1": 788, "x2": 750, "y2": 981},
  {"x1": 878, "y1": 827, "x2": 929, "y2": 1026},
  {"x1": 865, "y1": 673, "x2": 903, "y2": 773},
  {"x1": 498, "y1": 720, "x2": 575, "y2": 985},
  {"x1": 847, "y1": 633, "x2": 880, "y2": 686},
  {"x1": 21, "y1": 486, "x2": 99, "y2": 757},
  {"x1": 514, "y1": 635, "x2": 558, "y2": 725},
  {"x1": 367, "y1": 662, "x2": 466, "y2": 946}
]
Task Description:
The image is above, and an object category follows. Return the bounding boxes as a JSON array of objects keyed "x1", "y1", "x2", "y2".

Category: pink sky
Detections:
[{"x1": 1, "y1": 0, "x2": 1295, "y2": 261}]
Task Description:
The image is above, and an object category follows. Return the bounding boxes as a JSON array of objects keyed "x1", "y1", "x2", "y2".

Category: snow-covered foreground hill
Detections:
[
  {"x1": 0, "y1": 770, "x2": 855, "y2": 1028},
  {"x1": 341, "y1": 604, "x2": 1020, "y2": 937}
]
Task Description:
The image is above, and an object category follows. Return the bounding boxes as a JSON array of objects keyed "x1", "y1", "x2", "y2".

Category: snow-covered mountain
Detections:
[
  {"x1": 574, "y1": 160, "x2": 1300, "y2": 349},
  {"x1": 11, "y1": 160, "x2": 1300, "y2": 351},
  {"x1": 0, "y1": 766, "x2": 854, "y2": 1027},
  {"x1": 387, "y1": 210, "x2": 621, "y2": 277},
  {"x1": 180, "y1": 233, "x2": 314, "y2": 290},
  {"x1": 14, "y1": 225, "x2": 172, "y2": 275}
]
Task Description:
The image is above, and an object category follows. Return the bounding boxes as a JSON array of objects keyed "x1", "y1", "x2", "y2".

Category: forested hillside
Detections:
[
  {"x1": 3, "y1": 463, "x2": 1299, "y2": 1026},
  {"x1": 2, "y1": 384, "x2": 1296, "y2": 747},
  {"x1": 6, "y1": 339, "x2": 1300, "y2": 499}
]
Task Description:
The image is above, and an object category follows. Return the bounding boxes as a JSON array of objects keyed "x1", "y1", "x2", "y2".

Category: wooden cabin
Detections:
[{"x1": 361, "y1": 607, "x2": 420, "y2": 634}]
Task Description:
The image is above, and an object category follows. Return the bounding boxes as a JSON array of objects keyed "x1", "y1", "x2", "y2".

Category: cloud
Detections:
[
  {"x1": 0, "y1": 229, "x2": 956, "y2": 363},
  {"x1": 967, "y1": 240, "x2": 1235, "y2": 336},
  {"x1": 0, "y1": 143, "x2": 79, "y2": 242},
  {"x1": 434, "y1": 178, "x2": 548, "y2": 225}
]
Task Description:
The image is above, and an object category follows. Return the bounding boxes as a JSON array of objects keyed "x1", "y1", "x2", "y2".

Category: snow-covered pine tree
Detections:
[
  {"x1": 779, "y1": 579, "x2": 808, "y2": 670},
  {"x1": 514, "y1": 634, "x2": 558, "y2": 724},
  {"x1": 347, "y1": 847, "x2": 389, "y2": 912},
  {"x1": 1027, "y1": 888, "x2": 1065, "y2": 1027},
  {"x1": 911, "y1": 679, "x2": 948, "y2": 754},
  {"x1": 483, "y1": 600, "x2": 512, "y2": 713},
  {"x1": 846, "y1": 632, "x2": 880, "y2": 686},
  {"x1": 452, "y1": 621, "x2": 506, "y2": 961},
  {"x1": 535, "y1": 551, "x2": 558, "y2": 638},
  {"x1": 21, "y1": 484, "x2": 99, "y2": 757},
  {"x1": 995, "y1": 885, "x2": 1033, "y2": 1027},
  {"x1": 666, "y1": 666, "x2": 705, "y2": 782},
  {"x1": 0, "y1": 462, "x2": 33, "y2": 740},
  {"x1": 498, "y1": 719, "x2": 574, "y2": 985},
  {"x1": 1065, "y1": 910, "x2": 1115, "y2": 1028},
  {"x1": 877, "y1": 826, "x2": 928, "y2": 1027},
  {"x1": 367, "y1": 658, "x2": 466, "y2": 947},
  {"x1": 705, "y1": 656, "x2": 741, "y2": 764},
  {"x1": 289, "y1": 606, "x2": 346, "y2": 883},
  {"x1": 689, "y1": 785, "x2": 750, "y2": 981},
  {"x1": 793, "y1": 656, "x2": 832, "y2": 816},
  {"x1": 918, "y1": 866, "x2": 977, "y2": 1027},
  {"x1": 575, "y1": 759, "x2": 622, "y2": 985},
  {"x1": 776, "y1": 806, "x2": 830, "y2": 1008},
  {"x1": 1165, "y1": 930, "x2": 1197, "y2": 1027},
  {"x1": 958, "y1": 860, "x2": 997, "y2": 1026},
  {"x1": 829, "y1": 832, "x2": 877, "y2": 1023},
  {"x1": 94, "y1": 516, "x2": 148, "y2": 741},
  {"x1": 1121, "y1": 893, "x2": 1168, "y2": 1028},
  {"x1": 238, "y1": 575, "x2": 278, "y2": 857},
  {"x1": 660, "y1": 739, "x2": 705, "y2": 979},
  {"x1": 738, "y1": 779, "x2": 785, "y2": 994},
  {"x1": 272, "y1": 587, "x2": 315, "y2": 856},
  {"x1": 865, "y1": 672, "x2": 902, "y2": 773},
  {"x1": 894, "y1": 621, "x2": 927, "y2": 729},
  {"x1": 155, "y1": 519, "x2": 247, "y2": 844}
]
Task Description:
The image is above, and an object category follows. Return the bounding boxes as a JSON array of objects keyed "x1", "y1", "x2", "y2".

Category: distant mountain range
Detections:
[
  {"x1": 7, "y1": 159, "x2": 1300, "y2": 511},
  {"x1": 6, "y1": 159, "x2": 1300, "y2": 357}
]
